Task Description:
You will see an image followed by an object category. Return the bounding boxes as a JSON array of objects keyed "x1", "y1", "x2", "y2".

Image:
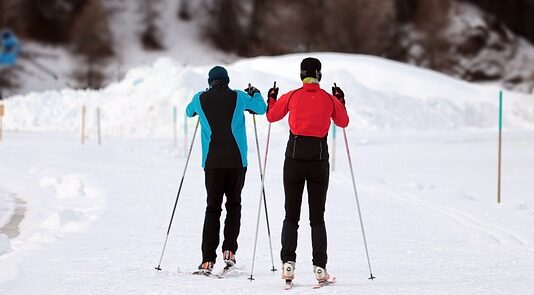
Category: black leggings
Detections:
[
  {"x1": 280, "y1": 158, "x2": 329, "y2": 268},
  {"x1": 201, "y1": 167, "x2": 246, "y2": 262}
]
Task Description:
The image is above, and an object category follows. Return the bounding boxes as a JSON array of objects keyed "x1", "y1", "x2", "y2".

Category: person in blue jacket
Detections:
[
  {"x1": 186, "y1": 66, "x2": 267, "y2": 274},
  {"x1": 0, "y1": 29, "x2": 21, "y2": 67}
]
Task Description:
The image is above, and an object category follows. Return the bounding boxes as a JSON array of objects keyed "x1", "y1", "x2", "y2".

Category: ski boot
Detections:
[
  {"x1": 313, "y1": 265, "x2": 336, "y2": 288},
  {"x1": 282, "y1": 261, "x2": 295, "y2": 289},
  {"x1": 222, "y1": 250, "x2": 236, "y2": 267},
  {"x1": 194, "y1": 261, "x2": 214, "y2": 276}
]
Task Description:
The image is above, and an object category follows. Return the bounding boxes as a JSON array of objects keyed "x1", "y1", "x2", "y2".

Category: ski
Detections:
[
  {"x1": 192, "y1": 270, "x2": 212, "y2": 277},
  {"x1": 312, "y1": 276, "x2": 336, "y2": 289},
  {"x1": 214, "y1": 265, "x2": 234, "y2": 278},
  {"x1": 284, "y1": 279, "x2": 293, "y2": 290},
  {"x1": 191, "y1": 265, "x2": 235, "y2": 279}
]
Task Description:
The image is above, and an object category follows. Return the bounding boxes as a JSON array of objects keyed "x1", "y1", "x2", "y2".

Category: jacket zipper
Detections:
[
  {"x1": 319, "y1": 141, "x2": 322, "y2": 160},
  {"x1": 292, "y1": 135, "x2": 297, "y2": 158}
]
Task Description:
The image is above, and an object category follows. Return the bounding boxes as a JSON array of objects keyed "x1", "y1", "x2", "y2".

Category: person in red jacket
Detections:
[{"x1": 266, "y1": 57, "x2": 349, "y2": 285}]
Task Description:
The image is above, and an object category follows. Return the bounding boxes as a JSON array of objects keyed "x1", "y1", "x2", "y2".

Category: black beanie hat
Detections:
[
  {"x1": 208, "y1": 66, "x2": 230, "y2": 86},
  {"x1": 300, "y1": 57, "x2": 322, "y2": 81}
]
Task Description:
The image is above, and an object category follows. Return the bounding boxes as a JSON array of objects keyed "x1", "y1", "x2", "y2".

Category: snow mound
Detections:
[
  {"x1": 4, "y1": 53, "x2": 534, "y2": 137},
  {"x1": 41, "y1": 209, "x2": 87, "y2": 233},
  {"x1": 40, "y1": 175, "x2": 86, "y2": 199},
  {"x1": 0, "y1": 194, "x2": 15, "y2": 229},
  {"x1": 0, "y1": 234, "x2": 11, "y2": 255}
]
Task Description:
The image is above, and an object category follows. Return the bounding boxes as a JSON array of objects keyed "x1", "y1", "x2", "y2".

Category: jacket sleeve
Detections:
[
  {"x1": 237, "y1": 90, "x2": 267, "y2": 115},
  {"x1": 266, "y1": 91, "x2": 292, "y2": 123},
  {"x1": 331, "y1": 94, "x2": 349, "y2": 128},
  {"x1": 185, "y1": 92, "x2": 202, "y2": 117}
]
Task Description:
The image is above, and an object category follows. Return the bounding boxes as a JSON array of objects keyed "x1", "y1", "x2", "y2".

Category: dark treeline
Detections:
[
  {"x1": 467, "y1": 0, "x2": 534, "y2": 43},
  {"x1": 1, "y1": 0, "x2": 533, "y2": 90},
  {"x1": 198, "y1": 0, "x2": 533, "y2": 90}
]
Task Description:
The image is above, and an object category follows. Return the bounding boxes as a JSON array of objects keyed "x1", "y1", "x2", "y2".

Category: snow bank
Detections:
[
  {"x1": 30, "y1": 173, "x2": 104, "y2": 238},
  {"x1": 4, "y1": 53, "x2": 534, "y2": 137},
  {"x1": 0, "y1": 234, "x2": 10, "y2": 256},
  {"x1": 41, "y1": 209, "x2": 87, "y2": 233},
  {"x1": 40, "y1": 176, "x2": 86, "y2": 199},
  {"x1": 0, "y1": 194, "x2": 15, "y2": 229}
]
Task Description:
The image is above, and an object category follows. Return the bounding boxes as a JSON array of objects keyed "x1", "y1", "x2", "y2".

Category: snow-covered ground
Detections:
[{"x1": 1, "y1": 53, "x2": 534, "y2": 294}]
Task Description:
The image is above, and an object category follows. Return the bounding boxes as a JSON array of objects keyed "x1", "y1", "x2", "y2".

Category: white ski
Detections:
[
  {"x1": 312, "y1": 276, "x2": 336, "y2": 289},
  {"x1": 284, "y1": 279, "x2": 293, "y2": 290}
]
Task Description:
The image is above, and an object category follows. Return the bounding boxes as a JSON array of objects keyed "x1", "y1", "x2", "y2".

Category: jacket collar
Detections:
[{"x1": 302, "y1": 83, "x2": 320, "y2": 90}]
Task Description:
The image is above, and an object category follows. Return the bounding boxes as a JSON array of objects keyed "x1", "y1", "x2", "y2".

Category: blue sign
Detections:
[{"x1": 0, "y1": 29, "x2": 21, "y2": 67}]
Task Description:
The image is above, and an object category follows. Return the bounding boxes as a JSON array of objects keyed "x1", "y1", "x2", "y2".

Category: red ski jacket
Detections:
[{"x1": 266, "y1": 83, "x2": 349, "y2": 137}]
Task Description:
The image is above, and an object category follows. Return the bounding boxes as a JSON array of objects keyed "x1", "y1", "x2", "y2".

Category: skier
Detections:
[
  {"x1": 185, "y1": 66, "x2": 267, "y2": 275},
  {"x1": 0, "y1": 29, "x2": 21, "y2": 67},
  {"x1": 0, "y1": 29, "x2": 21, "y2": 100},
  {"x1": 266, "y1": 57, "x2": 349, "y2": 287}
]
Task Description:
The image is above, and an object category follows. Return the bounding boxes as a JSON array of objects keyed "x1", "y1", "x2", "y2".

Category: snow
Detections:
[
  {"x1": 0, "y1": 192, "x2": 15, "y2": 229},
  {"x1": 0, "y1": 234, "x2": 10, "y2": 256},
  {"x1": 1, "y1": 53, "x2": 534, "y2": 294},
  {"x1": 9, "y1": 0, "x2": 236, "y2": 97},
  {"x1": 3, "y1": 53, "x2": 534, "y2": 138}
]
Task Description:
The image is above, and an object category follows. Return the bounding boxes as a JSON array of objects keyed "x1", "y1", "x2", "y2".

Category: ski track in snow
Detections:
[
  {"x1": 370, "y1": 186, "x2": 527, "y2": 247},
  {"x1": 1, "y1": 130, "x2": 534, "y2": 294},
  {"x1": 1, "y1": 53, "x2": 534, "y2": 294}
]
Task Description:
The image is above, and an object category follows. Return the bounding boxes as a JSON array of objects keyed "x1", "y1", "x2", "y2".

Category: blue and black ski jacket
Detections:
[{"x1": 186, "y1": 85, "x2": 267, "y2": 169}]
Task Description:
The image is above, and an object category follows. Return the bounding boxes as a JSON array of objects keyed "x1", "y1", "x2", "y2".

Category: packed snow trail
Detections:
[
  {"x1": 1, "y1": 130, "x2": 533, "y2": 294},
  {"x1": 1, "y1": 53, "x2": 534, "y2": 294}
]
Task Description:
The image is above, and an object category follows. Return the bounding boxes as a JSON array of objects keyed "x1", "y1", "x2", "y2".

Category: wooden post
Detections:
[
  {"x1": 81, "y1": 105, "x2": 86, "y2": 145},
  {"x1": 97, "y1": 107, "x2": 102, "y2": 145},
  {"x1": 0, "y1": 104, "x2": 4, "y2": 142},
  {"x1": 497, "y1": 91, "x2": 503, "y2": 203},
  {"x1": 173, "y1": 106, "x2": 177, "y2": 147}
]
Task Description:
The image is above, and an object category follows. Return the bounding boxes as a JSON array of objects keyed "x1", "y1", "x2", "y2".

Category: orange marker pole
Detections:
[{"x1": 0, "y1": 104, "x2": 4, "y2": 142}]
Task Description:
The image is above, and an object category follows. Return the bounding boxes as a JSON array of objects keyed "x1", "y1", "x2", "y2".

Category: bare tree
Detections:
[
  {"x1": 204, "y1": 0, "x2": 244, "y2": 53},
  {"x1": 178, "y1": 0, "x2": 192, "y2": 21},
  {"x1": 2, "y1": 0, "x2": 86, "y2": 44},
  {"x1": 140, "y1": 0, "x2": 164, "y2": 50},
  {"x1": 70, "y1": 0, "x2": 114, "y2": 89},
  {"x1": 412, "y1": 0, "x2": 452, "y2": 69}
]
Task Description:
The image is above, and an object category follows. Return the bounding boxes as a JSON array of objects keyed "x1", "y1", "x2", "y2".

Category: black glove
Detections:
[
  {"x1": 246, "y1": 110, "x2": 257, "y2": 115},
  {"x1": 268, "y1": 86, "x2": 279, "y2": 102},
  {"x1": 245, "y1": 85, "x2": 260, "y2": 97},
  {"x1": 332, "y1": 86, "x2": 345, "y2": 105}
]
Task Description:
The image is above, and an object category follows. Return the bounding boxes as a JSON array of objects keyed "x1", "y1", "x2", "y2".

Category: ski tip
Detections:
[{"x1": 284, "y1": 279, "x2": 293, "y2": 290}]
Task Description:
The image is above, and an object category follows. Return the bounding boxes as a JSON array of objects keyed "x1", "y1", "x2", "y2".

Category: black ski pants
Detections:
[
  {"x1": 280, "y1": 158, "x2": 329, "y2": 268},
  {"x1": 202, "y1": 167, "x2": 246, "y2": 263}
]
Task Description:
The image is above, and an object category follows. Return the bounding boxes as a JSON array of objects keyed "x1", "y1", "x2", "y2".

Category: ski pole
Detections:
[
  {"x1": 248, "y1": 82, "x2": 277, "y2": 272},
  {"x1": 335, "y1": 83, "x2": 375, "y2": 280},
  {"x1": 248, "y1": 82, "x2": 276, "y2": 280},
  {"x1": 155, "y1": 119, "x2": 200, "y2": 271},
  {"x1": 252, "y1": 113, "x2": 277, "y2": 273}
]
